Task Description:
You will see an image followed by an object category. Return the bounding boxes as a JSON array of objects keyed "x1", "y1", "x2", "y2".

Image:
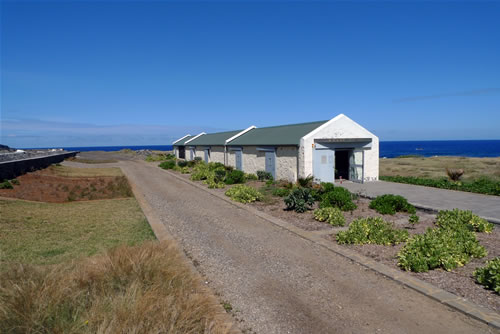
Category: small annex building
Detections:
[{"x1": 172, "y1": 114, "x2": 378, "y2": 183}]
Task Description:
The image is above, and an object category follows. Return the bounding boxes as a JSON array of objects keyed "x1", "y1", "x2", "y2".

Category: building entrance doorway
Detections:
[{"x1": 335, "y1": 150, "x2": 350, "y2": 180}]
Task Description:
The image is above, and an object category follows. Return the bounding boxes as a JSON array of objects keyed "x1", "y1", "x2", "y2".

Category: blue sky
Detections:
[{"x1": 1, "y1": 0, "x2": 499, "y2": 148}]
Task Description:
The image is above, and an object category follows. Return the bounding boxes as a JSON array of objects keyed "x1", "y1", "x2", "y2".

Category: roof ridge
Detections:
[{"x1": 255, "y1": 120, "x2": 328, "y2": 130}]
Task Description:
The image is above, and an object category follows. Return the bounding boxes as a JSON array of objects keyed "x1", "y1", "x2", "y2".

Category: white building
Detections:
[{"x1": 173, "y1": 114, "x2": 379, "y2": 183}]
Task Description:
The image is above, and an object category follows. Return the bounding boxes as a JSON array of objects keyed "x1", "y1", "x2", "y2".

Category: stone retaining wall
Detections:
[{"x1": 0, "y1": 152, "x2": 79, "y2": 180}]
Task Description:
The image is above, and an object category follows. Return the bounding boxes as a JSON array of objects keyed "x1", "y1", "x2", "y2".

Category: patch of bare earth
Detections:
[{"x1": 0, "y1": 169, "x2": 132, "y2": 203}]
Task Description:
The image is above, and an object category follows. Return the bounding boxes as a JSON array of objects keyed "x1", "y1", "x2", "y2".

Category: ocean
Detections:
[{"x1": 22, "y1": 140, "x2": 500, "y2": 158}]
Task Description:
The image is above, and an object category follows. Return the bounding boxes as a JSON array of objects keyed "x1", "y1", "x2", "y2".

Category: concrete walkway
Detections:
[
  {"x1": 338, "y1": 180, "x2": 500, "y2": 224},
  {"x1": 116, "y1": 161, "x2": 495, "y2": 334}
]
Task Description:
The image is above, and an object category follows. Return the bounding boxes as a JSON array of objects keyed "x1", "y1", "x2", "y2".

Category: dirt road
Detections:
[{"x1": 115, "y1": 160, "x2": 495, "y2": 333}]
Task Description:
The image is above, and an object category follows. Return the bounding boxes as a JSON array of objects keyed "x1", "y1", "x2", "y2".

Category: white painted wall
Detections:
[
  {"x1": 241, "y1": 146, "x2": 266, "y2": 175},
  {"x1": 227, "y1": 146, "x2": 298, "y2": 181},
  {"x1": 300, "y1": 114, "x2": 379, "y2": 182},
  {"x1": 276, "y1": 146, "x2": 298, "y2": 181},
  {"x1": 210, "y1": 146, "x2": 225, "y2": 164}
]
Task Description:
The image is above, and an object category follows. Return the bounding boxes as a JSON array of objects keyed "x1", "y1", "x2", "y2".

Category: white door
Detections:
[
  {"x1": 349, "y1": 150, "x2": 364, "y2": 183},
  {"x1": 313, "y1": 149, "x2": 335, "y2": 183}
]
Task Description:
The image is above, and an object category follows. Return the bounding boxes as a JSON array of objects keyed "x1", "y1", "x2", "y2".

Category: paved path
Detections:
[
  {"x1": 338, "y1": 180, "x2": 500, "y2": 223},
  {"x1": 115, "y1": 161, "x2": 496, "y2": 334}
]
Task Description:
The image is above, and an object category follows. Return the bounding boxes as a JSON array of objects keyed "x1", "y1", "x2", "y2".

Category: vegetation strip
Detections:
[
  {"x1": 162, "y1": 168, "x2": 500, "y2": 329},
  {"x1": 380, "y1": 175, "x2": 500, "y2": 196}
]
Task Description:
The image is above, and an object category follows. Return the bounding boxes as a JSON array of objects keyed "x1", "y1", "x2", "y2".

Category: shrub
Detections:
[
  {"x1": 177, "y1": 160, "x2": 188, "y2": 167},
  {"x1": 10, "y1": 179, "x2": 20, "y2": 186},
  {"x1": 190, "y1": 163, "x2": 211, "y2": 181},
  {"x1": 0, "y1": 180, "x2": 13, "y2": 189},
  {"x1": 409, "y1": 214, "x2": 419, "y2": 225},
  {"x1": 436, "y1": 209, "x2": 494, "y2": 233},
  {"x1": 244, "y1": 173, "x2": 258, "y2": 181},
  {"x1": 397, "y1": 225, "x2": 487, "y2": 272},
  {"x1": 284, "y1": 188, "x2": 315, "y2": 213},
  {"x1": 369, "y1": 194, "x2": 416, "y2": 215},
  {"x1": 214, "y1": 169, "x2": 227, "y2": 183},
  {"x1": 474, "y1": 257, "x2": 500, "y2": 294},
  {"x1": 445, "y1": 167, "x2": 464, "y2": 181},
  {"x1": 205, "y1": 180, "x2": 226, "y2": 189},
  {"x1": 313, "y1": 207, "x2": 345, "y2": 226},
  {"x1": 180, "y1": 167, "x2": 190, "y2": 174},
  {"x1": 257, "y1": 170, "x2": 273, "y2": 181},
  {"x1": 208, "y1": 162, "x2": 225, "y2": 170},
  {"x1": 194, "y1": 157, "x2": 202, "y2": 162},
  {"x1": 272, "y1": 187, "x2": 291, "y2": 197},
  {"x1": 145, "y1": 154, "x2": 168, "y2": 162},
  {"x1": 320, "y1": 187, "x2": 357, "y2": 211},
  {"x1": 166, "y1": 153, "x2": 176, "y2": 159},
  {"x1": 297, "y1": 176, "x2": 314, "y2": 188},
  {"x1": 336, "y1": 217, "x2": 408, "y2": 245},
  {"x1": 225, "y1": 185, "x2": 263, "y2": 203},
  {"x1": 159, "y1": 160, "x2": 176, "y2": 170},
  {"x1": 224, "y1": 170, "x2": 245, "y2": 185}
]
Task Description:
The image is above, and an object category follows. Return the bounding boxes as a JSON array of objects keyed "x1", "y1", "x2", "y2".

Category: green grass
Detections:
[
  {"x1": 380, "y1": 175, "x2": 500, "y2": 196},
  {"x1": 380, "y1": 156, "x2": 500, "y2": 182},
  {"x1": 0, "y1": 198, "x2": 155, "y2": 266}
]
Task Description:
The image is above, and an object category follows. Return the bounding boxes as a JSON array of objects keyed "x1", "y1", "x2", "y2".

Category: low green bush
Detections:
[
  {"x1": 10, "y1": 179, "x2": 20, "y2": 186},
  {"x1": 145, "y1": 154, "x2": 167, "y2": 162},
  {"x1": 177, "y1": 160, "x2": 188, "y2": 168},
  {"x1": 190, "y1": 163, "x2": 211, "y2": 180},
  {"x1": 336, "y1": 217, "x2": 408, "y2": 245},
  {"x1": 297, "y1": 176, "x2": 313, "y2": 188},
  {"x1": 313, "y1": 207, "x2": 345, "y2": 226},
  {"x1": 284, "y1": 188, "x2": 315, "y2": 213},
  {"x1": 205, "y1": 180, "x2": 226, "y2": 189},
  {"x1": 225, "y1": 170, "x2": 245, "y2": 185},
  {"x1": 397, "y1": 225, "x2": 486, "y2": 272},
  {"x1": 214, "y1": 169, "x2": 227, "y2": 183},
  {"x1": 319, "y1": 187, "x2": 357, "y2": 211},
  {"x1": 225, "y1": 185, "x2": 263, "y2": 203},
  {"x1": 194, "y1": 157, "x2": 202, "y2": 162},
  {"x1": 380, "y1": 175, "x2": 500, "y2": 196},
  {"x1": 180, "y1": 167, "x2": 190, "y2": 174},
  {"x1": 0, "y1": 180, "x2": 13, "y2": 189},
  {"x1": 474, "y1": 257, "x2": 500, "y2": 294},
  {"x1": 257, "y1": 170, "x2": 273, "y2": 181},
  {"x1": 159, "y1": 160, "x2": 176, "y2": 170},
  {"x1": 436, "y1": 209, "x2": 494, "y2": 233},
  {"x1": 369, "y1": 194, "x2": 416, "y2": 215},
  {"x1": 245, "y1": 173, "x2": 258, "y2": 181},
  {"x1": 272, "y1": 187, "x2": 291, "y2": 197},
  {"x1": 409, "y1": 214, "x2": 419, "y2": 225}
]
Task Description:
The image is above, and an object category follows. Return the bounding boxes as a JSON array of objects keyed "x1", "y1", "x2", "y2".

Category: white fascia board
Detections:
[
  {"x1": 225, "y1": 125, "x2": 256, "y2": 144},
  {"x1": 184, "y1": 132, "x2": 206, "y2": 144},
  {"x1": 301, "y1": 114, "x2": 345, "y2": 141},
  {"x1": 172, "y1": 134, "x2": 191, "y2": 145},
  {"x1": 301, "y1": 113, "x2": 378, "y2": 142}
]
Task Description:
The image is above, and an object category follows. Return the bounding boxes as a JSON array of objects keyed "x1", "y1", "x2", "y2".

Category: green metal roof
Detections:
[
  {"x1": 228, "y1": 120, "x2": 327, "y2": 146},
  {"x1": 173, "y1": 135, "x2": 194, "y2": 146},
  {"x1": 186, "y1": 130, "x2": 243, "y2": 146}
]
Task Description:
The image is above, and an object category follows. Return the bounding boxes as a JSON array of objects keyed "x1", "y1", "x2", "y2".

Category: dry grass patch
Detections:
[
  {"x1": 380, "y1": 156, "x2": 500, "y2": 181},
  {"x1": 45, "y1": 164, "x2": 123, "y2": 177},
  {"x1": 0, "y1": 198, "x2": 155, "y2": 265},
  {"x1": 0, "y1": 241, "x2": 235, "y2": 334},
  {"x1": 67, "y1": 157, "x2": 118, "y2": 164}
]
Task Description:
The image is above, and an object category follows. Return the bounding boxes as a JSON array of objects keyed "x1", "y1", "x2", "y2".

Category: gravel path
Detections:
[{"x1": 117, "y1": 160, "x2": 496, "y2": 333}]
